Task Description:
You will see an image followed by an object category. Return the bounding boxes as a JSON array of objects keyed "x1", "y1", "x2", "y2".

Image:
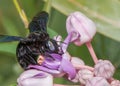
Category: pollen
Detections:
[{"x1": 37, "y1": 55, "x2": 45, "y2": 65}]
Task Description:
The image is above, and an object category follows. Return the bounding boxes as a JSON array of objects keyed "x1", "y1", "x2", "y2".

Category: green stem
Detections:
[
  {"x1": 13, "y1": 0, "x2": 29, "y2": 28},
  {"x1": 86, "y1": 42, "x2": 98, "y2": 64},
  {"x1": 43, "y1": 0, "x2": 52, "y2": 13}
]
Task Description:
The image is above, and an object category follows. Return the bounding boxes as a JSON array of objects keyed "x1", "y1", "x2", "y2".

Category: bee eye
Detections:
[{"x1": 47, "y1": 41, "x2": 55, "y2": 51}]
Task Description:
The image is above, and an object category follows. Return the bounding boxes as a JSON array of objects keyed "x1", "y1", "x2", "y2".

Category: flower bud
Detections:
[
  {"x1": 78, "y1": 69, "x2": 94, "y2": 85},
  {"x1": 86, "y1": 77, "x2": 111, "y2": 86},
  {"x1": 17, "y1": 69, "x2": 53, "y2": 86},
  {"x1": 66, "y1": 11, "x2": 96, "y2": 46},
  {"x1": 71, "y1": 57, "x2": 85, "y2": 68},
  {"x1": 111, "y1": 80, "x2": 120, "y2": 86},
  {"x1": 94, "y1": 60, "x2": 115, "y2": 79}
]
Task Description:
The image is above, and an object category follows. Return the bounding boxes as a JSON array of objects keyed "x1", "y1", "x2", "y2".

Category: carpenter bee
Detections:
[{"x1": 0, "y1": 11, "x2": 63, "y2": 69}]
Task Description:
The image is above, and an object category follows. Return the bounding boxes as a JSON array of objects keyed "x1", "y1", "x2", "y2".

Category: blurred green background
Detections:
[{"x1": 0, "y1": 0, "x2": 120, "y2": 86}]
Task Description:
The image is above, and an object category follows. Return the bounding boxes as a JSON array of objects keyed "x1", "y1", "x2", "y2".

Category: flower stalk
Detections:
[
  {"x1": 86, "y1": 42, "x2": 98, "y2": 64},
  {"x1": 73, "y1": 64, "x2": 94, "y2": 71},
  {"x1": 13, "y1": 0, "x2": 29, "y2": 28}
]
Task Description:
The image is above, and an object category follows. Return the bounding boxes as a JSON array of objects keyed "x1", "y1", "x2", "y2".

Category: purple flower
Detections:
[
  {"x1": 17, "y1": 30, "x2": 77, "y2": 85},
  {"x1": 61, "y1": 32, "x2": 80, "y2": 52},
  {"x1": 28, "y1": 52, "x2": 76, "y2": 80},
  {"x1": 17, "y1": 69, "x2": 53, "y2": 86},
  {"x1": 60, "y1": 52, "x2": 76, "y2": 80},
  {"x1": 66, "y1": 11, "x2": 96, "y2": 46}
]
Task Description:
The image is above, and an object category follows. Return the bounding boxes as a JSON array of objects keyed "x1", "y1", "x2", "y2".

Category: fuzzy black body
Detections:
[
  {"x1": 16, "y1": 31, "x2": 61, "y2": 69},
  {"x1": 16, "y1": 11, "x2": 62, "y2": 69},
  {"x1": 0, "y1": 11, "x2": 62, "y2": 69}
]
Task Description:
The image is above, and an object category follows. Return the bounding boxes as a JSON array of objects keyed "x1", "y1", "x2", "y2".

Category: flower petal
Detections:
[
  {"x1": 62, "y1": 31, "x2": 80, "y2": 52},
  {"x1": 28, "y1": 65, "x2": 60, "y2": 74},
  {"x1": 17, "y1": 69, "x2": 53, "y2": 86},
  {"x1": 59, "y1": 52, "x2": 76, "y2": 80}
]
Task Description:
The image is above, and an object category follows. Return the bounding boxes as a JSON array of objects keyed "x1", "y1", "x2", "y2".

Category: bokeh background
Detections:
[{"x1": 0, "y1": 0, "x2": 120, "y2": 86}]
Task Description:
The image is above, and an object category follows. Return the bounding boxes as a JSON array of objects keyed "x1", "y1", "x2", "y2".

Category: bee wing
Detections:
[
  {"x1": 0, "y1": 35, "x2": 23, "y2": 42},
  {"x1": 28, "y1": 11, "x2": 49, "y2": 33}
]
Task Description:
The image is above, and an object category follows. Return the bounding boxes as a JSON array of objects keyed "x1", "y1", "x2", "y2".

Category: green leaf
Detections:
[
  {"x1": 0, "y1": 42, "x2": 18, "y2": 55},
  {"x1": 48, "y1": 27, "x2": 58, "y2": 37},
  {"x1": 1, "y1": 16, "x2": 20, "y2": 36},
  {"x1": 44, "y1": 0, "x2": 120, "y2": 42},
  {"x1": 10, "y1": 83, "x2": 17, "y2": 86},
  {"x1": 20, "y1": 0, "x2": 36, "y2": 17},
  {"x1": 43, "y1": 0, "x2": 52, "y2": 13}
]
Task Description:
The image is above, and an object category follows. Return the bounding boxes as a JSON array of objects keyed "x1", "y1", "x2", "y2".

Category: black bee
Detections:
[{"x1": 0, "y1": 11, "x2": 63, "y2": 69}]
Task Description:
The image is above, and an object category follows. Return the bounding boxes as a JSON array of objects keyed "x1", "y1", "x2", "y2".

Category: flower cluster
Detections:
[{"x1": 17, "y1": 11, "x2": 119, "y2": 86}]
